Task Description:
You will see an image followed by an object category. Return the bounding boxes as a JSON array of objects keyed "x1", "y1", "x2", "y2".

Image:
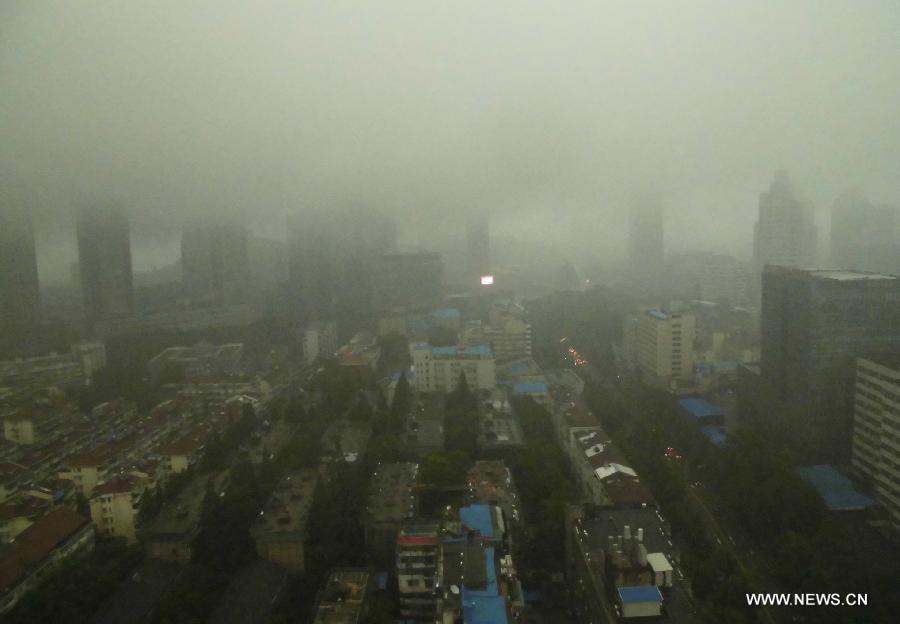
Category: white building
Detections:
[
  {"x1": 753, "y1": 171, "x2": 817, "y2": 274},
  {"x1": 410, "y1": 344, "x2": 495, "y2": 393},
  {"x1": 300, "y1": 321, "x2": 338, "y2": 366},
  {"x1": 851, "y1": 356, "x2": 900, "y2": 533},
  {"x1": 636, "y1": 306, "x2": 695, "y2": 388}
]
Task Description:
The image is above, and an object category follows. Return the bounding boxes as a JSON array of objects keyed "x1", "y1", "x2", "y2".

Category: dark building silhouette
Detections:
[
  {"x1": 76, "y1": 205, "x2": 134, "y2": 331},
  {"x1": 627, "y1": 195, "x2": 664, "y2": 294},
  {"x1": 466, "y1": 211, "x2": 491, "y2": 288},
  {"x1": 181, "y1": 220, "x2": 250, "y2": 306},
  {"x1": 759, "y1": 266, "x2": 900, "y2": 462},
  {"x1": 287, "y1": 208, "x2": 395, "y2": 335},
  {"x1": 753, "y1": 171, "x2": 817, "y2": 274},
  {"x1": 0, "y1": 197, "x2": 41, "y2": 356},
  {"x1": 371, "y1": 252, "x2": 444, "y2": 312},
  {"x1": 830, "y1": 189, "x2": 898, "y2": 274}
]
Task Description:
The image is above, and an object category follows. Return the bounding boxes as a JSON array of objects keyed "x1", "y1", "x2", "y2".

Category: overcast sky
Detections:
[{"x1": 2, "y1": 1, "x2": 899, "y2": 281}]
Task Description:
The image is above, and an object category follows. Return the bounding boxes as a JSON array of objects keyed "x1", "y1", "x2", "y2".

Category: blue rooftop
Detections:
[
  {"x1": 432, "y1": 344, "x2": 492, "y2": 357},
  {"x1": 460, "y1": 504, "x2": 494, "y2": 538},
  {"x1": 618, "y1": 586, "x2": 663, "y2": 604},
  {"x1": 678, "y1": 397, "x2": 724, "y2": 422},
  {"x1": 433, "y1": 308, "x2": 461, "y2": 320},
  {"x1": 699, "y1": 425, "x2": 728, "y2": 449},
  {"x1": 513, "y1": 382, "x2": 549, "y2": 395},
  {"x1": 461, "y1": 546, "x2": 507, "y2": 624},
  {"x1": 797, "y1": 465, "x2": 876, "y2": 511},
  {"x1": 409, "y1": 318, "x2": 432, "y2": 333},
  {"x1": 646, "y1": 308, "x2": 669, "y2": 320}
]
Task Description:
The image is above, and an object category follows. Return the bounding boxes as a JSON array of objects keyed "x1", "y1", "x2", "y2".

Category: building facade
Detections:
[
  {"x1": 753, "y1": 171, "x2": 817, "y2": 276},
  {"x1": 410, "y1": 344, "x2": 496, "y2": 393},
  {"x1": 760, "y1": 267, "x2": 900, "y2": 462},
  {"x1": 0, "y1": 198, "x2": 40, "y2": 356},
  {"x1": 851, "y1": 357, "x2": 900, "y2": 533},
  {"x1": 635, "y1": 306, "x2": 696, "y2": 388},
  {"x1": 76, "y1": 205, "x2": 134, "y2": 330},
  {"x1": 831, "y1": 190, "x2": 898, "y2": 274},
  {"x1": 181, "y1": 220, "x2": 250, "y2": 306}
]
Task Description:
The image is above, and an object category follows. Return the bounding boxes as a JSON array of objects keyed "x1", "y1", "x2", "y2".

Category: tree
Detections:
[{"x1": 419, "y1": 451, "x2": 469, "y2": 487}]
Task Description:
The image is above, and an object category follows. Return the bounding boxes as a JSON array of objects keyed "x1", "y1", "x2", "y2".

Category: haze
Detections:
[{"x1": 2, "y1": 0, "x2": 899, "y2": 281}]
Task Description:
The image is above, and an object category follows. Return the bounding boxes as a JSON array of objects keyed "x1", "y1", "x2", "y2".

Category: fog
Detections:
[{"x1": 2, "y1": 0, "x2": 899, "y2": 282}]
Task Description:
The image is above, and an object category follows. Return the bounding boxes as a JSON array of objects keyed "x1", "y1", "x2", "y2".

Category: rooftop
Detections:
[
  {"x1": 796, "y1": 465, "x2": 876, "y2": 511},
  {"x1": 677, "y1": 398, "x2": 724, "y2": 421},
  {"x1": 618, "y1": 585, "x2": 663, "y2": 604},
  {"x1": 252, "y1": 471, "x2": 317, "y2": 539},
  {"x1": 366, "y1": 463, "x2": 417, "y2": 524},
  {"x1": 512, "y1": 382, "x2": 548, "y2": 395},
  {"x1": 460, "y1": 504, "x2": 495, "y2": 539}
]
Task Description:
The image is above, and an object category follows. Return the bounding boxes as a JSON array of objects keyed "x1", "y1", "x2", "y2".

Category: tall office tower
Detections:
[
  {"x1": 753, "y1": 171, "x2": 817, "y2": 274},
  {"x1": 759, "y1": 266, "x2": 900, "y2": 462},
  {"x1": 851, "y1": 356, "x2": 900, "y2": 533},
  {"x1": 466, "y1": 211, "x2": 491, "y2": 288},
  {"x1": 0, "y1": 195, "x2": 41, "y2": 356},
  {"x1": 627, "y1": 195, "x2": 664, "y2": 294},
  {"x1": 181, "y1": 220, "x2": 250, "y2": 306},
  {"x1": 287, "y1": 208, "x2": 395, "y2": 333},
  {"x1": 831, "y1": 190, "x2": 898, "y2": 273},
  {"x1": 76, "y1": 205, "x2": 134, "y2": 330},
  {"x1": 370, "y1": 252, "x2": 444, "y2": 312}
]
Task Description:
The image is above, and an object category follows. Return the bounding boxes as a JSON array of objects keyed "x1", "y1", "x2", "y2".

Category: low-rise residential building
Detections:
[
  {"x1": 0, "y1": 495, "x2": 53, "y2": 544},
  {"x1": 158, "y1": 425, "x2": 212, "y2": 476},
  {"x1": 851, "y1": 356, "x2": 900, "y2": 533},
  {"x1": 364, "y1": 462, "x2": 418, "y2": 566},
  {"x1": 58, "y1": 445, "x2": 122, "y2": 497},
  {"x1": 0, "y1": 342, "x2": 106, "y2": 390},
  {"x1": 463, "y1": 318, "x2": 532, "y2": 363},
  {"x1": 467, "y1": 461, "x2": 521, "y2": 528},
  {"x1": 411, "y1": 343, "x2": 496, "y2": 393},
  {"x1": 251, "y1": 470, "x2": 317, "y2": 572},
  {"x1": 0, "y1": 462, "x2": 27, "y2": 503},
  {"x1": 0, "y1": 508, "x2": 94, "y2": 613},
  {"x1": 144, "y1": 472, "x2": 227, "y2": 563},
  {"x1": 397, "y1": 521, "x2": 440, "y2": 622},
  {"x1": 567, "y1": 427, "x2": 654, "y2": 509},
  {"x1": 313, "y1": 568, "x2": 371, "y2": 624},
  {"x1": 321, "y1": 420, "x2": 372, "y2": 464},
  {"x1": 89, "y1": 476, "x2": 145, "y2": 544},
  {"x1": 147, "y1": 342, "x2": 244, "y2": 383}
]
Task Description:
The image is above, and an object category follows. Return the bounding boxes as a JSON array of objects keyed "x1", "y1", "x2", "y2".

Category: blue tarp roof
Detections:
[
  {"x1": 433, "y1": 308, "x2": 461, "y2": 320},
  {"x1": 460, "y1": 504, "x2": 494, "y2": 538},
  {"x1": 699, "y1": 426, "x2": 728, "y2": 449},
  {"x1": 677, "y1": 397, "x2": 724, "y2": 421},
  {"x1": 513, "y1": 382, "x2": 549, "y2": 395},
  {"x1": 797, "y1": 465, "x2": 876, "y2": 511},
  {"x1": 507, "y1": 362, "x2": 530, "y2": 375},
  {"x1": 646, "y1": 308, "x2": 668, "y2": 320},
  {"x1": 375, "y1": 572, "x2": 388, "y2": 590},
  {"x1": 461, "y1": 546, "x2": 507, "y2": 624},
  {"x1": 618, "y1": 586, "x2": 663, "y2": 604}
]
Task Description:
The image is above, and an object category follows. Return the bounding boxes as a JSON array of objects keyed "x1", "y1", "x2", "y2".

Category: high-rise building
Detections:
[
  {"x1": 0, "y1": 197, "x2": 41, "y2": 354},
  {"x1": 753, "y1": 171, "x2": 817, "y2": 274},
  {"x1": 181, "y1": 220, "x2": 250, "y2": 306},
  {"x1": 371, "y1": 252, "x2": 444, "y2": 312},
  {"x1": 627, "y1": 196, "x2": 664, "y2": 293},
  {"x1": 466, "y1": 211, "x2": 491, "y2": 288},
  {"x1": 759, "y1": 267, "x2": 900, "y2": 462},
  {"x1": 850, "y1": 356, "x2": 900, "y2": 533},
  {"x1": 635, "y1": 305, "x2": 695, "y2": 388},
  {"x1": 830, "y1": 190, "x2": 898, "y2": 273},
  {"x1": 287, "y1": 208, "x2": 395, "y2": 332},
  {"x1": 76, "y1": 205, "x2": 134, "y2": 330}
]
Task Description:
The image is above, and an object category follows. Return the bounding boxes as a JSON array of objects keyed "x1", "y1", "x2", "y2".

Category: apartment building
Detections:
[
  {"x1": 251, "y1": 471, "x2": 318, "y2": 572},
  {"x1": 636, "y1": 306, "x2": 696, "y2": 388},
  {"x1": 410, "y1": 344, "x2": 496, "y2": 393},
  {"x1": 851, "y1": 357, "x2": 900, "y2": 533}
]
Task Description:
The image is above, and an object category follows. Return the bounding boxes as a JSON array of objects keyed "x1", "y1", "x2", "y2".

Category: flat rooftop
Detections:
[
  {"x1": 366, "y1": 462, "x2": 418, "y2": 524},
  {"x1": 797, "y1": 465, "x2": 876, "y2": 511},
  {"x1": 251, "y1": 470, "x2": 317, "y2": 540}
]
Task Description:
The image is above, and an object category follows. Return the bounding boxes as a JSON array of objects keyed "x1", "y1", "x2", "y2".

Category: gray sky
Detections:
[{"x1": 2, "y1": 1, "x2": 899, "y2": 281}]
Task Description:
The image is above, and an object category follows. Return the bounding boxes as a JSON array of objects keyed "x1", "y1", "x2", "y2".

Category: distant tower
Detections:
[
  {"x1": 0, "y1": 191, "x2": 41, "y2": 354},
  {"x1": 627, "y1": 194, "x2": 664, "y2": 293},
  {"x1": 753, "y1": 171, "x2": 817, "y2": 273},
  {"x1": 830, "y1": 189, "x2": 897, "y2": 272},
  {"x1": 181, "y1": 220, "x2": 250, "y2": 306},
  {"x1": 466, "y1": 211, "x2": 491, "y2": 287},
  {"x1": 76, "y1": 204, "x2": 134, "y2": 330}
]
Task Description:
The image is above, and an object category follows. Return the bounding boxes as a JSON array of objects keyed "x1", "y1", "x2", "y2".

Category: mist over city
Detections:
[{"x1": 0, "y1": 2, "x2": 899, "y2": 623}]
